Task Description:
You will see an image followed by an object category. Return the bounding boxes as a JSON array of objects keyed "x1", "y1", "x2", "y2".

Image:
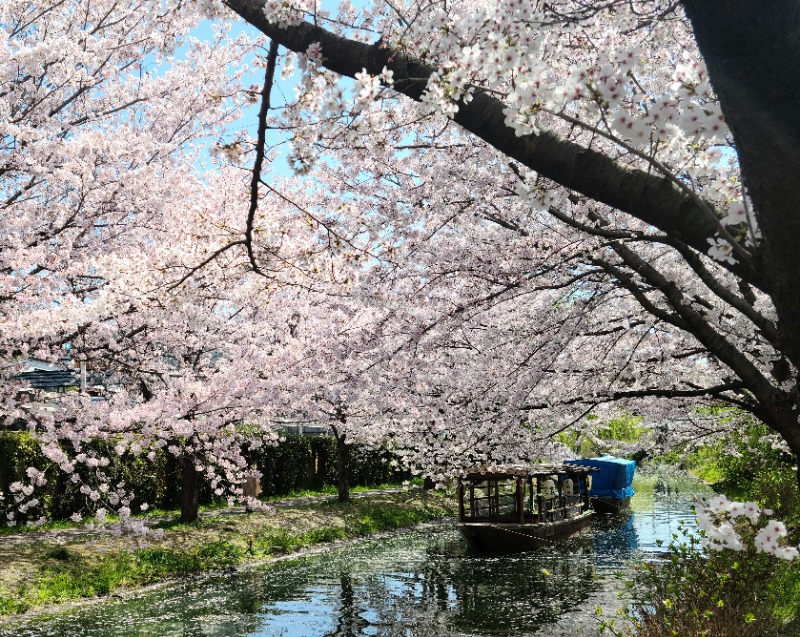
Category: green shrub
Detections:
[
  {"x1": 256, "y1": 434, "x2": 411, "y2": 497},
  {"x1": 0, "y1": 432, "x2": 190, "y2": 524},
  {"x1": 556, "y1": 411, "x2": 645, "y2": 457},
  {"x1": 597, "y1": 414, "x2": 646, "y2": 443},
  {"x1": 601, "y1": 502, "x2": 800, "y2": 637},
  {"x1": 670, "y1": 413, "x2": 800, "y2": 524},
  {"x1": 604, "y1": 526, "x2": 789, "y2": 636}
]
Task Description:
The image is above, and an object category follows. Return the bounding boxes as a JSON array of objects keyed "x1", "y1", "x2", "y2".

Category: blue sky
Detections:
[
  {"x1": 184, "y1": 2, "x2": 373, "y2": 181},
  {"x1": 187, "y1": 16, "x2": 297, "y2": 178}
]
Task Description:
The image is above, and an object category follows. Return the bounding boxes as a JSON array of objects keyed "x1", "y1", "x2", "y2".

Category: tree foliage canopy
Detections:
[
  {"x1": 219, "y1": 0, "x2": 800, "y2": 460},
  {"x1": 3, "y1": 0, "x2": 800, "y2": 526}
]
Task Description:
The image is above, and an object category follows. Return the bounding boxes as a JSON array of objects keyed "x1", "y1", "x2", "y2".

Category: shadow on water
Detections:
[{"x1": 0, "y1": 475, "x2": 710, "y2": 637}]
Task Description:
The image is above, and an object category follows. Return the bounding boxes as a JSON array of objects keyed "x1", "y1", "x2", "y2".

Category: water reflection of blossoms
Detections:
[{"x1": 696, "y1": 494, "x2": 799, "y2": 560}]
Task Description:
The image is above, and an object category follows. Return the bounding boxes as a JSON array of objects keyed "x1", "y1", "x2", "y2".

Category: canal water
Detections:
[{"x1": 0, "y1": 474, "x2": 710, "y2": 637}]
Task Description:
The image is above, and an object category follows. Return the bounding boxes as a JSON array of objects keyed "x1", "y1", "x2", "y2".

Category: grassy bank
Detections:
[{"x1": 0, "y1": 488, "x2": 456, "y2": 616}]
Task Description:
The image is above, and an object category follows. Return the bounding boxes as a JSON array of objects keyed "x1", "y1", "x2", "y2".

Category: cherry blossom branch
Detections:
[
  {"x1": 258, "y1": 180, "x2": 385, "y2": 264},
  {"x1": 592, "y1": 256, "x2": 685, "y2": 328},
  {"x1": 544, "y1": 204, "x2": 780, "y2": 349},
  {"x1": 600, "y1": 241, "x2": 779, "y2": 409},
  {"x1": 543, "y1": 106, "x2": 752, "y2": 264},
  {"x1": 522, "y1": 381, "x2": 752, "y2": 411},
  {"x1": 660, "y1": 240, "x2": 781, "y2": 347},
  {"x1": 246, "y1": 39, "x2": 280, "y2": 276},
  {"x1": 164, "y1": 240, "x2": 247, "y2": 292},
  {"x1": 223, "y1": 0, "x2": 761, "y2": 287}
]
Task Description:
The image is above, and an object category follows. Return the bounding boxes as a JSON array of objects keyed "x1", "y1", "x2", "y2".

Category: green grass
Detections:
[
  {"x1": 262, "y1": 491, "x2": 452, "y2": 552},
  {"x1": 264, "y1": 485, "x2": 338, "y2": 500},
  {"x1": 1, "y1": 551, "x2": 137, "y2": 613},
  {"x1": 0, "y1": 479, "x2": 423, "y2": 537},
  {"x1": 262, "y1": 479, "x2": 422, "y2": 502},
  {"x1": 0, "y1": 517, "x2": 85, "y2": 537},
  {"x1": 347, "y1": 505, "x2": 437, "y2": 536},
  {"x1": 0, "y1": 585, "x2": 25, "y2": 615},
  {"x1": 259, "y1": 526, "x2": 349, "y2": 553},
  {"x1": 769, "y1": 563, "x2": 800, "y2": 625}
]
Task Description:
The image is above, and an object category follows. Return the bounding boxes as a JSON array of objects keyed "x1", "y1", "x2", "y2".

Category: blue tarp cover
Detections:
[{"x1": 564, "y1": 456, "x2": 636, "y2": 500}]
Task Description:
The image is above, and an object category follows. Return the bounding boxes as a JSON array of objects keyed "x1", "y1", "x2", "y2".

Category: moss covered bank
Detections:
[{"x1": 0, "y1": 488, "x2": 456, "y2": 617}]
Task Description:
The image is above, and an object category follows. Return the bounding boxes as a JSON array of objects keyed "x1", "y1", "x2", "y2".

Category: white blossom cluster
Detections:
[
  {"x1": 697, "y1": 494, "x2": 799, "y2": 561},
  {"x1": 262, "y1": 0, "x2": 315, "y2": 27}
]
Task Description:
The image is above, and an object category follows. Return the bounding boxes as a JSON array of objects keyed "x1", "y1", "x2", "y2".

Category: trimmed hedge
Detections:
[
  {"x1": 0, "y1": 432, "x2": 181, "y2": 523},
  {"x1": 255, "y1": 434, "x2": 410, "y2": 496},
  {"x1": 0, "y1": 431, "x2": 411, "y2": 525}
]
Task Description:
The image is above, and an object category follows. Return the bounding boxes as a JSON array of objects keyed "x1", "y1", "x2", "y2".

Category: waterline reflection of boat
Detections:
[
  {"x1": 456, "y1": 464, "x2": 600, "y2": 553},
  {"x1": 564, "y1": 456, "x2": 636, "y2": 514}
]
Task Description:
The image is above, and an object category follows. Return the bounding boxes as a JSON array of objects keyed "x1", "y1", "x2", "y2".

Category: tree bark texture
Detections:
[
  {"x1": 179, "y1": 455, "x2": 200, "y2": 523},
  {"x1": 682, "y1": 2, "x2": 800, "y2": 483},
  {"x1": 682, "y1": 1, "x2": 800, "y2": 370},
  {"x1": 335, "y1": 432, "x2": 351, "y2": 503}
]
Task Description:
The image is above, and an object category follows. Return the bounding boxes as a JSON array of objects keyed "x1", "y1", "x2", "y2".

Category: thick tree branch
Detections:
[
  {"x1": 521, "y1": 381, "x2": 752, "y2": 411},
  {"x1": 223, "y1": 0, "x2": 761, "y2": 287}
]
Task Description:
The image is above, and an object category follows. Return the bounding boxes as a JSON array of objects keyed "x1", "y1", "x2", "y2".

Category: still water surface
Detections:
[{"x1": 1, "y1": 476, "x2": 710, "y2": 637}]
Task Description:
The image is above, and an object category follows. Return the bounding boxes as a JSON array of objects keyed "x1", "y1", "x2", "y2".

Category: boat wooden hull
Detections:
[
  {"x1": 591, "y1": 496, "x2": 631, "y2": 514},
  {"x1": 457, "y1": 511, "x2": 593, "y2": 553}
]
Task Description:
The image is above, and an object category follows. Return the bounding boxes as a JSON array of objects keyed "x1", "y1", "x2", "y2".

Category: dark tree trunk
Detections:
[
  {"x1": 682, "y1": 0, "x2": 800, "y2": 365},
  {"x1": 335, "y1": 432, "x2": 351, "y2": 503},
  {"x1": 330, "y1": 409, "x2": 352, "y2": 503},
  {"x1": 179, "y1": 456, "x2": 200, "y2": 523},
  {"x1": 51, "y1": 467, "x2": 71, "y2": 520},
  {"x1": 161, "y1": 450, "x2": 182, "y2": 511}
]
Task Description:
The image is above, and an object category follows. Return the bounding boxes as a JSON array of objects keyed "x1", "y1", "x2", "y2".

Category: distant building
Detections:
[
  {"x1": 276, "y1": 419, "x2": 331, "y2": 437},
  {"x1": 13, "y1": 359, "x2": 80, "y2": 394}
]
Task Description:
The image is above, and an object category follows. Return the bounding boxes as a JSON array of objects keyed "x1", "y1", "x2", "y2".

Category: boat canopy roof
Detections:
[
  {"x1": 459, "y1": 464, "x2": 599, "y2": 482},
  {"x1": 563, "y1": 456, "x2": 636, "y2": 499}
]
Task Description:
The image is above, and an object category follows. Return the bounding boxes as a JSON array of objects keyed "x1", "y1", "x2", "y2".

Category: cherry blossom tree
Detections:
[
  {"x1": 1, "y1": 0, "x2": 255, "y2": 380},
  {"x1": 6, "y1": 0, "x2": 800, "y2": 529},
  {"x1": 218, "y1": 0, "x2": 800, "y2": 479},
  {"x1": 0, "y1": 0, "x2": 303, "y2": 526}
]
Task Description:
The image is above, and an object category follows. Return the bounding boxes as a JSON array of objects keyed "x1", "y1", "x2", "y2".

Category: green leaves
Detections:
[{"x1": 614, "y1": 517, "x2": 788, "y2": 636}]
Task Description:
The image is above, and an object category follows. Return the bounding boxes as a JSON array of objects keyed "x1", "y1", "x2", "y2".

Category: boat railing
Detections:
[
  {"x1": 457, "y1": 466, "x2": 598, "y2": 524},
  {"x1": 464, "y1": 480, "x2": 519, "y2": 520}
]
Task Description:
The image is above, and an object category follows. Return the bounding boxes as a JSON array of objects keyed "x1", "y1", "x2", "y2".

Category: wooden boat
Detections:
[
  {"x1": 456, "y1": 464, "x2": 599, "y2": 553},
  {"x1": 591, "y1": 496, "x2": 631, "y2": 514},
  {"x1": 564, "y1": 456, "x2": 636, "y2": 514}
]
